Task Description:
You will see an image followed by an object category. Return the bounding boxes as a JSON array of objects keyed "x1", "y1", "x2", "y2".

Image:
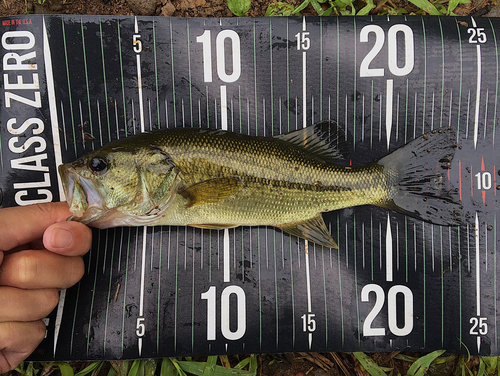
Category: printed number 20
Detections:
[
  {"x1": 359, "y1": 24, "x2": 414, "y2": 77},
  {"x1": 362, "y1": 284, "x2": 414, "y2": 337}
]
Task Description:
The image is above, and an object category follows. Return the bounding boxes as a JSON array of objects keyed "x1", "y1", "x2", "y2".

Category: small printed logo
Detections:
[{"x1": 2, "y1": 19, "x2": 33, "y2": 26}]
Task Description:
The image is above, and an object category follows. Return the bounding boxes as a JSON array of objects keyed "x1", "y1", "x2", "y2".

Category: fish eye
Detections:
[{"x1": 89, "y1": 155, "x2": 109, "y2": 175}]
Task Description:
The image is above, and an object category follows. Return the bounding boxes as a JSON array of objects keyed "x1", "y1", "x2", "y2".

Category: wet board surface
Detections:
[{"x1": 0, "y1": 14, "x2": 499, "y2": 360}]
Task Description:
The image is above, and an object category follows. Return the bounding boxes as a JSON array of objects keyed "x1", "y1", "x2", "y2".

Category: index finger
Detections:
[{"x1": 0, "y1": 202, "x2": 72, "y2": 252}]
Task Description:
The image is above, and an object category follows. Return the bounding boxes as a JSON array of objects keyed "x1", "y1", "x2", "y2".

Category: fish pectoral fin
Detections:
[
  {"x1": 277, "y1": 215, "x2": 338, "y2": 249},
  {"x1": 191, "y1": 223, "x2": 239, "y2": 229},
  {"x1": 178, "y1": 176, "x2": 243, "y2": 208}
]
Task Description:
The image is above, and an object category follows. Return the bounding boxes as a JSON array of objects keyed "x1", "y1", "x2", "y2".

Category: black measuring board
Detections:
[{"x1": 0, "y1": 14, "x2": 499, "y2": 360}]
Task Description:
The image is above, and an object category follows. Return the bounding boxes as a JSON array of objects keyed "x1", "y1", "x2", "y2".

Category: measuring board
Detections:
[{"x1": 0, "y1": 14, "x2": 499, "y2": 360}]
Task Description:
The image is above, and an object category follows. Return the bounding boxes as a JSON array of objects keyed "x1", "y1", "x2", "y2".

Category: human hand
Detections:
[{"x1": 0, "y1": 202, "x2": 92, "y2": 372}]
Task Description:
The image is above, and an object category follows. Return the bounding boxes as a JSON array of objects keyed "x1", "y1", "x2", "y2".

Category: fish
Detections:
[{"x1": 58, "y1": 121, "x2": 462, "y2": 249}]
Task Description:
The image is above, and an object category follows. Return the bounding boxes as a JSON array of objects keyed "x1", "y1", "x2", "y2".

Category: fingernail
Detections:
[{"x1": 51, "y1": 228, "x2": 73, "y2": 249}]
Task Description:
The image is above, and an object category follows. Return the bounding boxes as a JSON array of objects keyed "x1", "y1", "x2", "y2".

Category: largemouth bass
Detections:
[{"x1": 58, "y1": 122, "x2": 462, "y2": 248}]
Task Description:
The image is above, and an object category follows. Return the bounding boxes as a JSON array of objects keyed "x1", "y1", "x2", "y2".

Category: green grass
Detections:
[
  {"x1": 229, "y1": 0, "x2": 470, "y2": 17},
  {"x1": 11, "y1": 353, "x2": 500, "y2": 376},
  {"x1": 13, "y1": 357, "x2": 258, "y2": 376}
]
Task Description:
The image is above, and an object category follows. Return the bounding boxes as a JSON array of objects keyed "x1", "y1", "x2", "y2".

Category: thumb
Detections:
[
  {"x1": 43, "y1": 220, "x2": 92, "y2": 257},
  {"x1": 0, "y1": 202, "x2": 72, "y2": 252}
]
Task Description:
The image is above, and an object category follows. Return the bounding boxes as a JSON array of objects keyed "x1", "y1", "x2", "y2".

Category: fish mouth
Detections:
[{"x1": 58, "y1": 163, "x2": 104, "y2": 224}]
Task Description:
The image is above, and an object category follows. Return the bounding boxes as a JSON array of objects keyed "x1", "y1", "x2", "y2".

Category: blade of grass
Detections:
[
  {"x1": 203, "y1": 356, "x2": 218, "y2": 376},
  {"x1": 265, "y1": 2, "x2": 295, "y2": 16},
  {"x1": 249, "y1": 355, "x2": 258, "y2": 374},
  {"x1": 15, "y1": 362, "x2": 26, "y2": 376},
  {"x1": 292, "y1": 0, "x2": 311, "y2": 14},
  {"x1": 477, "y1": 358, "x2": 486, "y2": 376},
  {"x1": 481, "y1": 357, "x2": 497, "y2": 376},
  {"x1": 177, "y1": 360, "x2": 255, "y2": 376},
  {"x1": 407, "y1": 350, "x2": 446, "y2": 376},
  {"x1": 220, "y1": 355, "x2": 231, "y2": 369},
  {"x1": 357, "y1": 0, "x2": 375, "y2": 14},
  {"x1": 55, "y1": 362, "x2": 75, "y2": 376},
  {"x1": 453, "y1": 355, "x2": 468, "y2": 376},
  {"x1": 110, "y1": 361, "x2": 130, "y2": 376},
  {"x1": 170, "y1": 359, "x2": 188, "y2": 376},
  {"x1": 160, "y1": 358, "x2": 178, "y2": 376},
  {"x1": 234, "y1": 357, "x2": 251, "y2": 370},
  {"x1": 144, "y1": 359, "x2": 158, "y2": 376},
  {"x1": 75, "y1": 362, "x2": 104, "y2": 376},
  {"x1": 394, "y1": 354, "x2": 417, "y2": 362},
  {"x1": 406, "y1": 0, "x2": 441, "y2": 14},
  {"x1": 353, "y1": 352, "x2": 388, "y2": 376},
  {"x1": 27, "y1": 363, "x2": 35, "y2": 376},
  {"x1": 128, "y1": 360, "x2": 143, "y2": 376},
  {"x1": 309, "y1": 0, "x2": 325, "y2": 14},
  {"x1": 26, "y1": 362, "x2": 37, "y2": 376},
  {"x1": 227, "y1": 0, "x2": 251, "y2": 16}
]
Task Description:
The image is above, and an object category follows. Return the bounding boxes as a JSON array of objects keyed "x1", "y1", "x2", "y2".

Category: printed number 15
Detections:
[{"x1": 295, "y1": 31, "x2": 310, "y2": 51}]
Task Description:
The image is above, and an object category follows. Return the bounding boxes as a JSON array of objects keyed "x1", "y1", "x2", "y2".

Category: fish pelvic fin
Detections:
[
  {"x1": 178, "y1": 176, "x2": 243, "y2": 208},
  {"x1": 191, "y1": 223, "x2": 239, "y2": 229},
  {"x1": 379, "y1": 128, "x2": 462, "y2": 225},
  {"x1": 277, "y1": 215, "x2": 338, "y2": 249}
]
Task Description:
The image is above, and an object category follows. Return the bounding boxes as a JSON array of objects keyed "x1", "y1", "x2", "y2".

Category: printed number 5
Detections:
[
  {"x1": 136, "y1": 317, "x2": 145, "y2": 337},
  {"x1": 133, "y1": 34, "x2": 142, "y2": 53}
]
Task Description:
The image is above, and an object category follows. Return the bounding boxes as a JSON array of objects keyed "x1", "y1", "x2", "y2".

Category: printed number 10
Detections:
[
  {"x1": 475, "y1": 172, "x2": 492, "y2": 190},
  {"x1": 201, "y1": 285, "x2": 246, "y2": 341},
  {"x1": 196, "y1": 30, "x2": 241, "y2": 83}
]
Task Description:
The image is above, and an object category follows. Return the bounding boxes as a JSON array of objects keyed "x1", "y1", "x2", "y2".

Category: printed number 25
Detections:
[
  {"x1": 470, "y1": 317, "x2": 488, "y2": 335},
  {"x1": 468, "y1": 28, "x2": 487, "y2": 44}
]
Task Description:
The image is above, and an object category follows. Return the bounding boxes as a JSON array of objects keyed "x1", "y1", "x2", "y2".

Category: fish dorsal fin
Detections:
[
  {"x1": 276, "y1": 215, "x2": 338, "y2": 249},
  {"x1": 178, "y1": 176, "x2": 243, "y2": 208},
  {"x1": 274, "y1": 120, "x2": 348, "y2": 163}
]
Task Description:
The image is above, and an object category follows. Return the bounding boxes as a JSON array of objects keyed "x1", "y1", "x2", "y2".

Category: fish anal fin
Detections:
[
  {"x1": 179, "y1": 176, "x2": 243, "y2": 208},
  {"x1": 277, "y1": 215, "x2": 338, "y2": 249},
  {"x1": 273, "y1": 120, "x2": 348, "y2": 163},
  {"x1": 192, "y1": 223, "x2": 239, "y2": 229}
]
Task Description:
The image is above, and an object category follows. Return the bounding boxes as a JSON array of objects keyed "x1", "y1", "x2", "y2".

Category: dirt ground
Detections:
[
  {"x1": 0, "y1": 0, "x2": 493, "y2": 19},
  {"x1": 0, "y1": 0, "x2": 306, "y2": 18}
]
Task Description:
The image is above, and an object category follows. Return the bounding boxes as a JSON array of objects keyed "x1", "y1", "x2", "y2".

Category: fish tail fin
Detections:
[{"x1": 378, "y1": 128, "x2": 462, "y2": 225}]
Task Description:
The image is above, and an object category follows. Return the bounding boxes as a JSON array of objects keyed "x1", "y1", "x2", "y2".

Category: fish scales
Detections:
[
  {"x1": 150, "y1": 128, "x2": 389, "y2": 226},
  {"x1": 59, "y1": 122, "x2": 462, "y2": 248}
]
